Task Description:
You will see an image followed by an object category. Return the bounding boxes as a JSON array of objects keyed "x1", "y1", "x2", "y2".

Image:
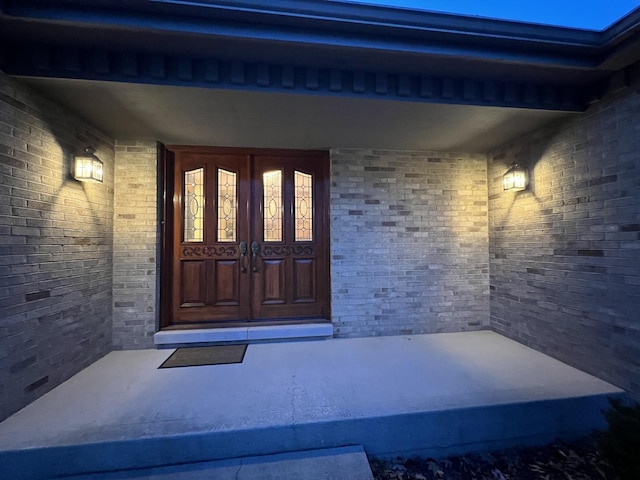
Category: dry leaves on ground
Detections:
[{"x1": 369, "y1": 434, "x2": 619, "y2": 480}]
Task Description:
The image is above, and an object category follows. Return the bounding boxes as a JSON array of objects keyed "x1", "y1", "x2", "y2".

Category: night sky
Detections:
[{"x1": 332, "y1": 0, "x2": 640, "y2": 30}]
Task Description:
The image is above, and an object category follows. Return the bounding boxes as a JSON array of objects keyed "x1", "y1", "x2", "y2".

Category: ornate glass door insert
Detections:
[
  {"x1": 294, "y1": 170, "x2": 313, "y2": 242},
  {"x1": 183, "y1": 168, "x2": 204, "y2": 242},
  {"x1": 217, "y1": 168, "x2": 237, "y2": 242},
  {"x1": 262, "y1": 170, "x2": 283, "y2": 242}
]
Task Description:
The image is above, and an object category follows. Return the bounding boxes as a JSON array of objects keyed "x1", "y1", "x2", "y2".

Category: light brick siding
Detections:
[
  {"x1": 331, "y1": 149, "x2": 489, "y2": 337},
  {"x1": 0, "y1": 71, "x2": 114, "y2": 421},
  {"x1": 488, "y1": 88, "x2": 640, "y2": 399},
  {"x1": 112, "y1": 141, "x2": 159, "y2": 350},
  {"x1": 2, "y1": 64, "x2": 639, "y2": 422}
]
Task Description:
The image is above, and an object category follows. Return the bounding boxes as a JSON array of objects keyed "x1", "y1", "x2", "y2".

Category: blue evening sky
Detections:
[{"x1": 333, "y1": 0, "x2": 640, "y2": 30}]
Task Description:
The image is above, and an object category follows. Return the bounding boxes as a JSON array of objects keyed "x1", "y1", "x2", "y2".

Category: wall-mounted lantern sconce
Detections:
[
  {"x1": 72, "y1": 147, "x2": 103, "y2": 183},
  {"x1": 503, "y1": 162, "x2": 529, "y2": 192}
]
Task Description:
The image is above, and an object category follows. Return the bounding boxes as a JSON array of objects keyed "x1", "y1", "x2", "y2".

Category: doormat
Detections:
[{"x1": 159, "y1": 344, "x2": 248, "y2": 369}]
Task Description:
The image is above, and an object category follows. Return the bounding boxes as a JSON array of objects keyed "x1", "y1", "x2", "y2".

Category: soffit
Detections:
[
  {"x1": 20, "y1": 77, "x2": 571, "y2": 153},
  {"x1": 2, "y1": 0, "x2": 638, "y2": 152}
]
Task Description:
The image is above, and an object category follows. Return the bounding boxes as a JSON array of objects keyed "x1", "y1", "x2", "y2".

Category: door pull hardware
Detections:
[
  {"x1": 239, "y1": 241, "x2": 248, "y2": 273},
  {"x1": 251, "y1": 241, "x2": 260, "y2": 272}
]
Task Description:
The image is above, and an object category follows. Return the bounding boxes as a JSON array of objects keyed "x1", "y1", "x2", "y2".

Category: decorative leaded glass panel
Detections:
[
  {"x1": 217, "y1": 169, "x2": 237, "y2": 242},
  {"x1": 294, "y1": 171, "x2": 313, "y2": 241},
  {"x1": 184, "y1": 168, "x2": 204, "y2": 242},
  {"x1": 263, "y1": 170, "x2": 283, "y2": 242}
]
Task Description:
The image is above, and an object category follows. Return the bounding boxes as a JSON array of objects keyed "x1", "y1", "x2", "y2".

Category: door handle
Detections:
[
  {"x1": 239, "y1": 241, "x2": 248, "y2": 273},
  {"x1": 251, "y1": 241, "x2": 260, "y2": 272}
]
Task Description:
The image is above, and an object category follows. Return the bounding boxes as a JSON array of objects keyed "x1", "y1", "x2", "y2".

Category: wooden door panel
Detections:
[
  {"x1": 292, "y1": 258, "x2": 315, "y2": 303},
  {"x1": 260, "y1": 258, "x2": 286, "y2": 304},
  {"x1": 170, "y1": 152, "x2": 250, "y2": 324},
  {"x1": 250, "y1": 155, "x2": 328, "y2": 320},
  {"x1": 180, "y1": 260, "x2": 206, "y2": 307},
  {"x1": 212, "y1": 260, "x2": 241, "y2": 306}
]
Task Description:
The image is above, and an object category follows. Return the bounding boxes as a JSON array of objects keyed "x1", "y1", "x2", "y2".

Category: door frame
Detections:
[{"x1": 158, "y1": 144, "x2": 331, "y2": 330}]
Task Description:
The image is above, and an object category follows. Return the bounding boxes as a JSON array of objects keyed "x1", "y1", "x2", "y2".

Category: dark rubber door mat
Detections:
[{"x1": 159, "y1": 344, "x2": 248, "y2": 368}]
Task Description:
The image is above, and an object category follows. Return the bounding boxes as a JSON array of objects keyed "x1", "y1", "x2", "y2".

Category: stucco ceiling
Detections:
[{"x1": 22, "y1": 77, "x2": 572, "y2": 153}]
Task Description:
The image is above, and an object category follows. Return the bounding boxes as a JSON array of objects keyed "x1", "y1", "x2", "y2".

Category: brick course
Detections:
[
  {"x1": 488, "y1": 88, "x2": 640, "y2": 399},
  {"x1": 112, "y1": 141, "x2": 159, "y2": 350},
  {"x1": 331, "y1": 149, "x2": 489, "y2": 337},
  {"x1": 0, "y1": 71, "x2": 114, "y2": 421}
]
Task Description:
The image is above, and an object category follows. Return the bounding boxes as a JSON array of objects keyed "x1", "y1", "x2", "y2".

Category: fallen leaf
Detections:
[{"x1": 491, "y1": 468, "x2": 507, "y2": 480}]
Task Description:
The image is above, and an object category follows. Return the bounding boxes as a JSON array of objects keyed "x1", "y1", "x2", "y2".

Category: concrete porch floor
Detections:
[{"x1": 0, "y1": 331, "x2": 625, "y2": 479}]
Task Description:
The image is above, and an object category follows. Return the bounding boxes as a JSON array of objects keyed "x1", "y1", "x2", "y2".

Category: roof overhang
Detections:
[{"x1": 2, "y1": 0, "x2": 640, "y2": 151}]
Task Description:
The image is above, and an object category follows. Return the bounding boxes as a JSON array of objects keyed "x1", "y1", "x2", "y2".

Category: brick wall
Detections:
[
  {"x1": 112, "y1": 141, "x2": 159, "y2": 350},
  {"x1": 0, "y1": 71, "x2": 114, "y2": 421},
  {"x1": 488, "y1": 88, "x2": 640, "y2": 399},
  {"x1": 331, "y1": 148, "x2": 489, "y2": 337}
]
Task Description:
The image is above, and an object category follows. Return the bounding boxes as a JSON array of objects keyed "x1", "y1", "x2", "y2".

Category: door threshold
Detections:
[
  {"x1": 161, "y1": 318, "x2": 329, "y2": 331},
  {"x1": 154, "y1": 322, "x2": 334, "y2": 348}
]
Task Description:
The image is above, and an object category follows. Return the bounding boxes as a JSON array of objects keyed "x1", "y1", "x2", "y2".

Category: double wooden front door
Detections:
[{"x1": 162, "y1": 146, "x2": 329, "y2": 327}]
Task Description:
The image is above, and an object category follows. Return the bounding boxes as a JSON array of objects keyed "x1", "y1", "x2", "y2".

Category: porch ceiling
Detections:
[{"x1": 21, "y1": 77, "x2": 571, "y2": 152}]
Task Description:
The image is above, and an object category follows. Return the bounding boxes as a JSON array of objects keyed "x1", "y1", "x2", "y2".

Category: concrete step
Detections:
[
  {"x1": 60, "y1": 446, "x2": 374, "y2": 480},
  {"x1": 0, "y1": 332, "x2": 626, "y2": 480},
  {"x1": 1, "y1": 392, "x2": 620, "y2": 480},
  {"x1": 153, "y1": 323, "x2": 334, "y2": 347}
]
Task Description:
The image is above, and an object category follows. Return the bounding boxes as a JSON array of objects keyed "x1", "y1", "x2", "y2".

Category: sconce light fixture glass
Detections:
[
  {"x1": 73, "y1": 147, "x2": 103, "y2": 183},
  {"x1": 503, "y1": 162, "x2": 529, "y2": 191}
]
